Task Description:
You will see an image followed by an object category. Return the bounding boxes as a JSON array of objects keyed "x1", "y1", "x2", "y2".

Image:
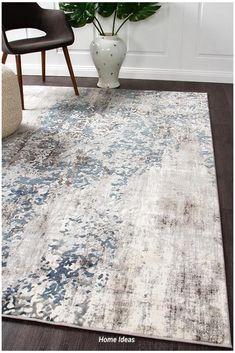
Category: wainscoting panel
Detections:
[
  {"x1": 181, "y1": 3, "x2": 233, "y2": 72},
  {"x1": 4, "y1": 2, "x2": 233, "y2": 83}
]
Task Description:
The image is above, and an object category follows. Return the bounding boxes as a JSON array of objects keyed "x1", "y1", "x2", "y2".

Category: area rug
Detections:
[{"x1": 2, "y1": 86, "x2": 231, "y2": 347}]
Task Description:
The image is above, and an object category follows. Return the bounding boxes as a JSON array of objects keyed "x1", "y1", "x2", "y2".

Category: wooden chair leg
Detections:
[
  {"x1": 2, "y1": 52, "x2": 8, "y2": 64},
  {"x1": 15, "y1": 55, "x2": 24, "y2": 110},
  {"x1": 41, "y1": 50, "x2": 46, "y2": 82},
  {"x1": 62, "y1": 47, "x2": 79, "y2": 96}
]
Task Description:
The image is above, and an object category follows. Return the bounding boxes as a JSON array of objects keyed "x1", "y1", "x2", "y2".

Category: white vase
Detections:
[{"x1": 90, "y1": 34, "x2": 127, "y2": 88}]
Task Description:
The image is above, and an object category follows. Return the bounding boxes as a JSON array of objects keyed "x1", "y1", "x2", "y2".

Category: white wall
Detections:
[{"x1": 5, "y1": 2, "x2": 233, "y2": 83}]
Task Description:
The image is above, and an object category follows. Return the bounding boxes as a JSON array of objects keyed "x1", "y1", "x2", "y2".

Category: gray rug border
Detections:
[
  {"x1": 3, "y1": 87, "x2": 232, "y2": 349},
  {"x1": 2, "y1": 314, "x2": 232, "y2": 348}
]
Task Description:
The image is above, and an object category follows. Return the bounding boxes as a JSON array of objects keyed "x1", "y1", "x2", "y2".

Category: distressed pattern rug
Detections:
[{"x1": 2, "y1": 86, "x2": 231, "y2": 347}]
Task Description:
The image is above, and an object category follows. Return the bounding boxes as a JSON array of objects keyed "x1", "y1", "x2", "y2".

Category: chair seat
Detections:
[{"x1": 7, "y1": 35, "x2": 74, "y2": 54}]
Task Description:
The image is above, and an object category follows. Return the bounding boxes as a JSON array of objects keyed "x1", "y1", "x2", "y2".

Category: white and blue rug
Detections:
[{"x1": 2, "y1": 86, "x2": 231, "y2": 347}]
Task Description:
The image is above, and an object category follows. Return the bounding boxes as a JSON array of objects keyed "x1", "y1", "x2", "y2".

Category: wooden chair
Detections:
[{"x1": 2, "y1": 2, "x2": 79, "y2": 109}]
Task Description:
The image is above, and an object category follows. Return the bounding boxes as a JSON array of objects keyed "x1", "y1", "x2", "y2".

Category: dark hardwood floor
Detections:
[{"x1": 2, "y1": 77, "x2": 233, "y2": 351}]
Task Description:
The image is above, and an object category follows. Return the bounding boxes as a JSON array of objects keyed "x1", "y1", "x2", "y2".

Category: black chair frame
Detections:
[{"x1": 2, "y1": 2, "x2": 79, "y2": 109}]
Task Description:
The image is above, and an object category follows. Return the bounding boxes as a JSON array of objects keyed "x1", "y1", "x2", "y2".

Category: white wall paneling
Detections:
[{"x1": 4, "y1": 2, "x2": 233, "y2": 83}]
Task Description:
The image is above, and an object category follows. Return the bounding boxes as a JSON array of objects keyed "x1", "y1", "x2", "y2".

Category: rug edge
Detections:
[
  {"x1": 23, "y1": 85, "x2": 209, "y2": 96},
  {"x1": 204, "y1": 92, "x2": 232, "y2": 348},
  {"x1": 2, "y1": 314, "x2": 232, "y2": 349}
]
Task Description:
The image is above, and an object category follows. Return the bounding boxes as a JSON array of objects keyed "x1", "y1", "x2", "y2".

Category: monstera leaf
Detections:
[
  {"x1": 59, "y1": 3, "x2": 95, "y2": 27},
  {"x1": 97, "y1": 3, "x2": 118, "y2": 17},
  {"x1": 117, "y1": 3, "x2": 161, "y2": 21},
  {"x1": 59, "y1": 2, "x2": 161, "y2": 35}
]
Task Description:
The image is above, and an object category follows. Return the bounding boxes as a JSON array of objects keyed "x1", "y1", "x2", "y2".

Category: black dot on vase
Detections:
[
  {"x1": 110, "y1": 54, "x2": 113, "y2": 56},
  {"x1": 96, "y1": 51, "x2": 98, "y2": 54},
  {"x1": 111, "y1": 72, "x2": 113, "y2": 75},
  {"x1": 114, "y1": 44, "x2": 116, "y2": 47},
  {"x1": 104, "y1": 63, "x2": 106, "y2": 65}
]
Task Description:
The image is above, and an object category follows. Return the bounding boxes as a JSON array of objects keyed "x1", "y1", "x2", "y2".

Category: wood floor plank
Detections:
[
  {"x1": 222, "y1": 84, "x2": 233, "y2": 117},
  {"x1": 2, "y1": 77, "x2": 233, "y2": 351}
]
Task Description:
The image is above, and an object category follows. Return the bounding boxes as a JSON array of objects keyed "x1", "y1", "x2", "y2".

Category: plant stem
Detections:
[
  {"x1": 112, "y1": 8, "x2": 117, "y2": 35},
  {"x1": 94, "y1": 16, "x2": 105, "y2": 35},
  {"x1": 93, "y1": 21, "x2": 102, "y2": 35},
  {"x1": 115, "y1": 16, "x2": 130, "y2": 35}
]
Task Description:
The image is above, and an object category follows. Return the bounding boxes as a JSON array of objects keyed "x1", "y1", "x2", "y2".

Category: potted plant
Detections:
[{"x1": 59, "y1": 3, "x2": 161, "y2": 88}]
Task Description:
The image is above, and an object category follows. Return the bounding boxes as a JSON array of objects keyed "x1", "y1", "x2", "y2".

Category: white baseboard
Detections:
[
  {"x1": 5, "y1": 63, "x2": 233, "y2": 84},
  {"x1": 120, "y1": 67, "x2": 233, "y2": 84}
]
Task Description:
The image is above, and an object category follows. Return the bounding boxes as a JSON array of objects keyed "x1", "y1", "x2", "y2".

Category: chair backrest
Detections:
[{"x1": 2, "y1": 2, "x2": 43, "y2": 31}]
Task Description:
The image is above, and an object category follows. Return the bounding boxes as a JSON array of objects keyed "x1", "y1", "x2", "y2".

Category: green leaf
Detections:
[
  {"x1": 116, "y1": 3, "x2": 134, "y2": 19},
  {"x1": 97, "y1": 3, "x2": 118, "y2": 17},
  {"x1": 117, "y1": 3, "x2": 161, "y2": 21},
  {"x1": 59, "y1": 2, "x2": 96, "y2": 28},
  {"x1": 130, "y1": 4, "x2": 161, "y2": 21}
]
